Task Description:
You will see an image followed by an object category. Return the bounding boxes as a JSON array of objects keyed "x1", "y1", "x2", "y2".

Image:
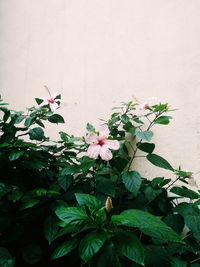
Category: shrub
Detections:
[{"x1": 0, "y1": 94, "x2": 199, "y2": 266}]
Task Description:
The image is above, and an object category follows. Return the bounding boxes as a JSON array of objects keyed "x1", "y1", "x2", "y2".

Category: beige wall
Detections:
[{"x1": 0, "y1": 0, "x2": 200, "y2": 185}]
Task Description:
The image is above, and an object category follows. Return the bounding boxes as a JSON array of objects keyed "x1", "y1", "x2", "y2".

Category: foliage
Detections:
[{"x1": 0, "y1": 95, "x2": 200, "y2": 266}]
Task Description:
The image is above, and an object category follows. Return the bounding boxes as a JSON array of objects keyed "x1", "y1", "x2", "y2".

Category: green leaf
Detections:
[
  {"x1": 22, "y1": 243, "x2": 42, "y2": 264},
  {"x1": 86, "y1": 123, "x2": 95, "y2": 132},
  {"x1": 0, "y1": 247, "x2": 15, "y2": 267},
  {"x1": 135, "y1": 131, "x2": 153, "y2": 142},
  {"x1": 163, "y1": 214, "x2": 184, "y2": 234},
  {"x1": 122, "y1": 171, "x2": 142, "y2": 196},
  {"x1": 55, "y1": 207, "x2": 88, "y2": 225},
  {"x1": 60, "y1": 165, "x2": 80, "y2": 176},
  {"x1": 51, "y1": 239, "x2": 78, "y2": 260},
  {"x1": 20, "y1": 199, "x2": 40, "y2": 210},
  {"x1": 48, "y1": 114, "x2": 65, "y2": 124},
  {"x1": 112, "y1": 209, "x2": 182, "y2": 243},
  {"x1": 137, "y1": 142, "x2": 155, "y2": 153},
  {"x1": 44, "y1": 216, "x2": 59, "y2": 245},
  {"x1": 75, "y1": 193, "x2": 102, "y2": 211},
  {"x1": 147, "y1": 154, "x2": 174, "y2": 171},
  {"x1": 113, "y1": 231, "x2": 144, "y2": 265},
  {"x1": 170, "y1": 186, "x2": 199, "y2": 199},
  {"x1": 0, "y1": 182, "x2": 11, "y2": 197},
  {"x1": 185, "y1": 215, "x2": 200, "y2": 241},
  {"x1": 35, "y1": 98, "x2": 44, "y2": 105},
  {"x1": 8, "y1": 151, "x2": 24, "y2": 161},
  {"x1": 155, "y1": 116, "x2": 172, "y2": 125},
  {"x1": 96, "y1": 177, "x2": 115, "y2": 197},
  {"x1": 28, "y1": 127, "x2": 44, "y2": 141},
  {"x1": 25, "y1": 116, "x2": 35, "y2": 127},
  {"x1": 171, "y1": 257, "x2": 187, "y2": 267},
  {"x1": 58, "y1": 175, "x2": 73, "y2": 191},
  {"x1": 79, "y1": 231, "x2": 107, "y2": 262}
]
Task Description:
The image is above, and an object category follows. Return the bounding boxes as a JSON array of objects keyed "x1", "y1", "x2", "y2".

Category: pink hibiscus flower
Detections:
[
  {"x1": 39, "y1": 85, "x2": 60, "y2": 111},
  {"x1": 86, "y1": 125, "x2": 120, "y2": 161}
]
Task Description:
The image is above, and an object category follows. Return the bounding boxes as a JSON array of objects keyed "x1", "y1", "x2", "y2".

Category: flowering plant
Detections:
[{"x1": 0, "y1": 92, "x2": 199, "y2": 267}]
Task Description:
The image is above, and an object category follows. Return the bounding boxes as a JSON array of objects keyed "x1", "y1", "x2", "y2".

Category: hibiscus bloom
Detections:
[
  {"x1": 39, "y1": 85, "x2": 60, "y2": 111},
  {"x1": 86, "y1": 125, "x2": 120, "y2": 161},
  {"x1": 133, "y1": 96, "x2": 158, "y2": 117}
]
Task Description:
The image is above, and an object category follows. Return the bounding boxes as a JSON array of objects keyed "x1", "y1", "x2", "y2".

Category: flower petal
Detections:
[
  {"x1": 99, "y1": 146, "x2": 113, "y2": 161},
  {"x1": 87, "y1": 144, "x2": 101, "y2": 159},
  {"x1": 86, "y1": 133, "x2": 98, "y2": 144},
  {"x1": 50, "y1": 102, "x2": 59, "y2": 111},
  {"x1": 99, "y1": 125, "x2": 109, "y2": 139},
  {"x1": 106, "y1": 140, "x2": 120, "y2": 150}
]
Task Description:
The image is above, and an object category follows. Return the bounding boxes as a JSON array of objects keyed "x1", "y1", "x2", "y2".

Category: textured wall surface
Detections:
[{"x1": 0, "y1": 0, "x2": 200, "y2": 183}]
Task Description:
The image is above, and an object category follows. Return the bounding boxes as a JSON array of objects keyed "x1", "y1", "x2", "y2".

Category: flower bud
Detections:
[{"x1": 105, "y1": 197, "x2": 113, "y2": 213}]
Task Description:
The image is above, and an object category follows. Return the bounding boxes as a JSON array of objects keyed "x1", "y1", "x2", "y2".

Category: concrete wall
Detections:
[{"x1": 1, "y1": 0, "x2": 200, "y2": 184}]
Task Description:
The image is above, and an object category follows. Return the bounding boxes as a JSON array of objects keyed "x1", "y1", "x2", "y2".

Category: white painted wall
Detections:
[{"x1": 1, "y1": 0, "x2": 200, "y2": 184}]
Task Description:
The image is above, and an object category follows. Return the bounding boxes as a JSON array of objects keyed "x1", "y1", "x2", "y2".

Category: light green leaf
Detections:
[{"x1": 135, "y1": 131, "x2": 153, "y2": 142}]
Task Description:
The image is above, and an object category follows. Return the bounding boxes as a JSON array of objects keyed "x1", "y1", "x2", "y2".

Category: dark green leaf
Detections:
[
  {"x1": 137, "y1": 142, "x2": 155, "y2": 154},
  {"x1": 58, "y1": 175, "x2": 73, "y2": 191},
  {"x1": 112, "y1": 209, "x2": 182, "y2": 243},
  {"x1": 185, "y1": 215, "x2": 200, "y2": 241},
  {"x1": 135, "y1": 131, "x2": 153, "y2": 142},
  {"x1": 170, "y1": 186, "x2": 199, "y2": 199},
  {"x1": 113, "y1": 231, "x2": 144, "y2": 265},
  {"x1": 79, "y1": 231, "x2": 107, "y2": 262},
  {"x1": 147, "y1": 154, "x2": 174, "y2": 171},
  {"x1": 0, "y1": 247, "x2": 15, "y2": 266},
  {"x1": 155, "y1": 116, "x2": 172, "y2": 125},
  {"x1": 51, "y1": 239, "x2": 78, "y2": 260},
  {"x1": 20, "y1": 199, "x2": 40, "y2": 210},
  {"x1": 35, "y1": 98, "x2": 44, "y2": 105},
  {"x1": 22, "y1": 243, "x2": 42, "y2": 264},
  {"x1": 48, "y1": 114, "x2": 65, "y2": 124},
  {"x1": 122, "y1": 171, "x2": 141, "y2": 196},
  {"x1": 55, "y1": 207, "x2": 88, "y2": 225},
  {"x1": 75, "y1": 193, "x2": 102, "y2": 211},
  {"x1": 8, "y1": 151, "x2": 24, "y2": 161},
  {"x1": 28, "y1": 127, "x2": 44, "y2": 141},
  {"x1": 96, "y1": 177, "x2": 115, "y2": 197},
  {"x1": 44, "y1": 216, "x2": 59, "y2": 244},
  {"x1": 171, "y1": 257, "x2": 187, "y2": 267}
]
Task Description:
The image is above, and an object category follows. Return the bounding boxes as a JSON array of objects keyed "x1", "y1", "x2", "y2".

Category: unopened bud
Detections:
[{"x1": 105, "y1": 197, "x2": 113, "y2": 213}]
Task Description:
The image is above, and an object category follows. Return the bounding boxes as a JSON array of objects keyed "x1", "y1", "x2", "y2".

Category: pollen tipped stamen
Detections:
[{"x1": 44, "y1": 85, "x2": 52, "y2": 99}]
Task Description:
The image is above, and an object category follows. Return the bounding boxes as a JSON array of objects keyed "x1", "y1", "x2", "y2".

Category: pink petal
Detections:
[
  {"x1": 87, "y1": 144, "x2": 101, "y2": 159},
  {"x1": 99, "y1": 146, "x2": 113, "y2": 161},
  {"x1": 106, "y1": 140, "x2": 120, "y2": 150},
  {"x1": 86, "y1": 133, "x2": 98, "y2": 144},
  {"x1": 99, "y1": 125, "x2": 109, "y2": 139}
]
